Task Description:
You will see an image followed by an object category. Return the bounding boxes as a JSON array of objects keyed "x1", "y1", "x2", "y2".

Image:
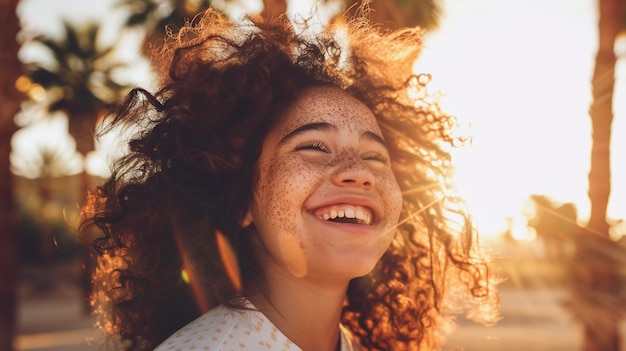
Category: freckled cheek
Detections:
[
  {"x1": 258, "y1": 157, "x2": 323, "y2": 227},
  {"x1": 379, "y1": 173, "x2": 403, "y2": 223}
]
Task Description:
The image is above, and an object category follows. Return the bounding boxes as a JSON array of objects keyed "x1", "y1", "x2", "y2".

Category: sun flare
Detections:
[{"x1": 415, "y1": 0, "x2": 623, "y2": 240}]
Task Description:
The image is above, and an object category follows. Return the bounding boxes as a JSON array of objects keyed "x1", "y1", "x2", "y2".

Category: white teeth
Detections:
[
  {"x1": 345, "y1": 208, "x2": 355, "y2": 218},
  {"x1": 317, "y1": 207, "x2": 373, "y2": 225},
  {"x1": 355, "y1": 210, "x2": 364, "y2": 220},
  {"x1": 355, "y1": 210, "x2": 372, "y2": 225}
]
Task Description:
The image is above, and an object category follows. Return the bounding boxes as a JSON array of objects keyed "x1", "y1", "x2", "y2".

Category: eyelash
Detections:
[
  {"x1": 295, "y1": 142, "x2": 389, "y2": 163},
  {"x1": 362, "y1": 152, "x2": 390, "y2": 163},
  {"x1": 295, "y1": 141, "x2": 330, "y2": 153}
]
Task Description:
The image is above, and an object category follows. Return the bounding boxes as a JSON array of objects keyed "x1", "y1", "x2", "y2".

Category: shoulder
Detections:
[
  {"x1": 155, "y1": 304, "x2": 301, "y2": 351},
  {"x1": 154, "y1": 305, "x2": 236, "y2": 350},
  {"x1": 339, "y1": 324, "x2": 363, "y2": 351}
]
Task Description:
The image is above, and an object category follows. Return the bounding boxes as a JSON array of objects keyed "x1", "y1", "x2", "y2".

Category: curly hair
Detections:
[{"x1": 80, "y1": 9, "x2": 498, "y2": 351}]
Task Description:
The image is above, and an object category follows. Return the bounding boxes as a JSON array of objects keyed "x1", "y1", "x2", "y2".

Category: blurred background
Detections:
[{"x1": 1, "y1": 0, "x2": 625, "y2": 350}]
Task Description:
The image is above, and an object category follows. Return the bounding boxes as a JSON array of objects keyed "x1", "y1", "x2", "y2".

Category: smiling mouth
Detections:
[{"x1": 313, "y1": 206, "x2": 373, "y2": 225}]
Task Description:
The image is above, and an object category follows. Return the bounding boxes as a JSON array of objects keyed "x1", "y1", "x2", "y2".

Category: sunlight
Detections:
[
  {"x1": 417, "y1": 0, "x2": 603, "y2": 239},
  {"x1": 12, "y1": 0, "x2": 625, "y2": 242},
  {"x1": 511, "y1": 217, "x2": 537, "y2": 241},
  {"x1": 10, "y1": 113, "x2": 83, "y2": 178}
]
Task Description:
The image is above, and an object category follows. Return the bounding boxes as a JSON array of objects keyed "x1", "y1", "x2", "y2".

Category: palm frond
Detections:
[
  {"x1": 341, "y1": 0, "x2": 441, "y2": 31},
  {"x1": 23, "y1": 21, "x2": 135, "y2": 154}
]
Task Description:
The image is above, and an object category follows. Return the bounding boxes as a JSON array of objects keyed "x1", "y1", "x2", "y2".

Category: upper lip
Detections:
[{"x1": 306, "y1": 194, "x2": 383, "y2": 225}]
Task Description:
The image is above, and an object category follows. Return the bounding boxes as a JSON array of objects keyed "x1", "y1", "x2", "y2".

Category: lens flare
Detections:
[{"x1": 216, "y1": 230, "x2": 242, "y2": 293}]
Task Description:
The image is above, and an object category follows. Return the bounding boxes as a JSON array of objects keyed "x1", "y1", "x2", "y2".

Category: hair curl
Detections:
[{"x1": 80, "y1": 9, "x2": 498, "y2": 351}]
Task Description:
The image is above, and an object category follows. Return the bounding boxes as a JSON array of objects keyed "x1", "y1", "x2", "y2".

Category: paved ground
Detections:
[
  {"x1": 15, "y1": 261, "x2": 100, "y2": 351},
  {"x1": 14, "y1": 259, "x2": 626, "y2": 351},
  {"x1": 444, "y1": 288, "x2": 583, "y2": 351}
]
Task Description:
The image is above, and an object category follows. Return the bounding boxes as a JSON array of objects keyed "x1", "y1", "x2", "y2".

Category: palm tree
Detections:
[
  {"x1": 23, "y1": 21, "x2": 133, "y2": 313},
  {"x1": 119, "y1": 0, "x2": 440, "y2": 63},
  {"x1": 343, "y1": 0, "x2": 440, "y2": 31},
  {"x1": 526, "y1": 194, "x2": 578, "y2": 260},
  {"x1": 24, "y1": 21, "x2": 132, "y2": 163},
  {"x1": 571, "y1": 0, "x2": 626, "y2": 350},
  {"x1": 0, "y1": 0, "x2": 23, "y2": 348},
  {"x1": 117, "y1": 0, "x2": 287, "y2": 53},
  {"x1": 11, "y1": 119, "x2": 83, "y2": 262},
  {"x1": 271, "y1": 0, "x2": 441, "y2": 30},
  {"x1": 260, "y1": 0, "x2": 286, "y2": 21},
  {"x1": 118, "y1": 0, "x2": 212, "y2": 52}
]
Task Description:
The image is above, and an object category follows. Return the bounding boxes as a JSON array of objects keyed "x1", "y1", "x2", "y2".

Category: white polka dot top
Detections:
[{"x1": 154, "y1": 299, "x2": 361, "y2": 351}]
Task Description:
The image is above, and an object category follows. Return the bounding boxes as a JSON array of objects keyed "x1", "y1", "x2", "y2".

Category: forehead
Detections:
[{"x1": 273, "y1": 86, "x2": 382, "y2": 135}]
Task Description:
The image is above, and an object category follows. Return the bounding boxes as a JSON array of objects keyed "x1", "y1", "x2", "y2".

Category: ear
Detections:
[{"x1": 241, "y1": 207, "x2": 253, "y2": 228}]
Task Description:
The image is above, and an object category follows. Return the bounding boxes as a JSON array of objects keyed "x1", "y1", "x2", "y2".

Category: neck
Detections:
[{"x1": 248, "y1": 269, "x2": 348, "y2": 351}]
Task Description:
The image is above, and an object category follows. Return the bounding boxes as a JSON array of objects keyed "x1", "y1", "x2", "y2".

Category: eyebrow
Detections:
[
  {"x1": 278, "y1": 121, "x2": 387, "y2": 148},
  {"x1": 361, "y1": 130, "x2": 387, "y2": 147},
  {"x1": 278, "y1": 122, "x2": 337, "y2": 146}
]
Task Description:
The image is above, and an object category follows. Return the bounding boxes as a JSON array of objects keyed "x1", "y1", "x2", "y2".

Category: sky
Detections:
[
  {"x1": 418, "y1": 0, "x2": 612, "y2": 237},
  {"x1": 12, "y1": 0, "x2": 626, "y2": 239},
  {"x1": 417, "y1": 0, "x2": 624, "y2": 239}
]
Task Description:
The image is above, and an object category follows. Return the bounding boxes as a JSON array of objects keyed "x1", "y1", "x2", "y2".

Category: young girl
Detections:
[{"x1": 80, "y1": 8, "x2": 498, "y2": 351}]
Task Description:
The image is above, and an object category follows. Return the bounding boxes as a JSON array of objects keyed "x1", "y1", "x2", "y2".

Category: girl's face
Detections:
[{"x1": 245, "y1": 86, "x2": 403, "y2": 284}]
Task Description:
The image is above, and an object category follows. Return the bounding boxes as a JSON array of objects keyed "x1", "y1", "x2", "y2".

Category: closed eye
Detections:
[
  {"x1": 295, "y1": 141, "x2": 330, "y2": 153},
  {"x1": 362, "y1": 152, "x2": 390, "y2": 164}
]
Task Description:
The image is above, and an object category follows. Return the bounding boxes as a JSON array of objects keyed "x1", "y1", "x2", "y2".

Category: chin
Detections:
[
  {"x1": 353, "y1": 264, "x2": 379, "y2": 278},
  {"x1": 333, "y1": 256, "x2": 381, "y2": 280}
]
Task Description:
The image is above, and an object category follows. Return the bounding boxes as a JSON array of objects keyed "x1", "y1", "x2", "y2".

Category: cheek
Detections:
[
  {"x1": 253, "y1": 157, "x2": 324, "y2": 277},
  {"x1": 264, "y1": 153, "x2": 328, "y2": 192},
  {"x1": 257, "y1": 156, "x2": 323, "y2": 227},
  {"x1": 380, "y1": 172, "x2": 403, "y2": 223}
]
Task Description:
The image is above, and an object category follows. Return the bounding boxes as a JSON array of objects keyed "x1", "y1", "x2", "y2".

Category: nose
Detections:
[{"x1": 331, "y1": 158, "x2": 375, "y2": 190}]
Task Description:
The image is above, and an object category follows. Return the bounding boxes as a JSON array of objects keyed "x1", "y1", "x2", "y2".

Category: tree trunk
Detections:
[
  {"x1": 67, "y1": 111, "x2": 98, "y2": 313},
  {"x1": 342, "y1": 0, "x2": 440, "y2": 31},
  {"x1": 0, "y1": 0, "x2": 22, "y2": 349},
  {"x1": 578, "y1": 0, "x2": 624, "y2": 350},
  {"x1": 261, "y1": 0, "x2": 287, "y2": 22},
  {"x1": 38, "y1": 176, "x2": 54, "y2": 262}
]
